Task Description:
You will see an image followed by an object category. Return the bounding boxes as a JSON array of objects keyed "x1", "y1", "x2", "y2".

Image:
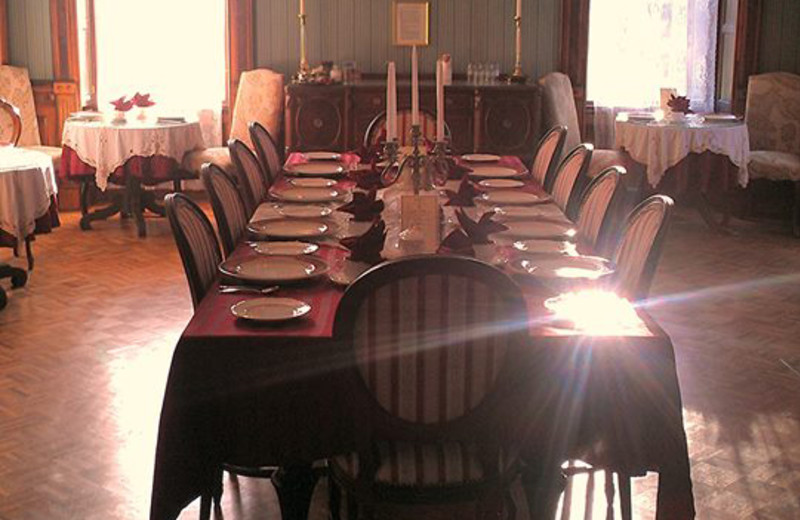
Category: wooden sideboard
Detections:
[{"x1": 285, "y1": 81, "x2": 542, "y2": 162}]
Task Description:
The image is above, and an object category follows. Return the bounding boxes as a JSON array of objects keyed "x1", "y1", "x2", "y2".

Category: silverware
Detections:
[{"x1": 219, "y1": 285, "x2": 280, "y2": 295}]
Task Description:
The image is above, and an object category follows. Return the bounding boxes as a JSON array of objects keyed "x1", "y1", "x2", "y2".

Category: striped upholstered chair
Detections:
[
  {"x1": 165, "y1": 193, "x2": 222, "y2": 308},
  {"x1": 574, "y1": 166, "x2": 625, "y2": 256},
  {"x1": 549, "y1": 143, "x2": 594, "y2": 221},
  {"x1": 329, "y1": 256, "x2": 535, "y2": 520},
  {"x1": 530, "y1": 126, "x2": 567, "y2": 189},
  {"x1": 228, "y1": 138, "x2": 270, "y2": 217},
  {"x1": 363, "y1": 109, "x2": 451, "y2": 148},
  {"x1": 249, "y1": 121, "x2": 282, "y2": 185},
  {"x1": 611, "y1": 195, "x2": 674, "y2": 301},
  {"x1": 201, "y1": 163, "x2": 249, "y2": 257}
]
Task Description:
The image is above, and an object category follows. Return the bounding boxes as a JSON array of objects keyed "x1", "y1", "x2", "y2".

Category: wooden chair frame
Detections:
[
  {"x1": 248, "y1": 121, "x2": 281, "y2": 186},
  {"x1": 228, "y1": 138, "x2": 269, "y2": 216},
  {"x1": 165, "y1": 193, "x2": 222, "y2": 309},
  {"x1": 330, "y1": 256, "x2": 533, "y2": 516},
  {"x1": 576, "y1": 165, "x2": 626, "y2": 256},
  {"x1": 0, "y1": 97, "x2": 22, "y2": 146},
  {"x1": 533, "y1": 125, "x2": 568, "y2": 191},
  {"x1": 551, "y1": 143, "x2": 594, "y2": 221},
  {"x1": 363, "y1": 108, "x2": 452, "y2": 149},
  {"x1": 201, "y1": 163, "x2": 249, "y2": 257}
]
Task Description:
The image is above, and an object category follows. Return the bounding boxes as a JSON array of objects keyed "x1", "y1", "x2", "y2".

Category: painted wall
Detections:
[
  {"x1": 254, "y1": 0, "x2": 561, "y2": 80},
  {"x1": 758, "y1": 0, "x2": 800, "y2": 74},
  {"x1": 7, "y1": 0, "x2": 53, "y2": 80}
]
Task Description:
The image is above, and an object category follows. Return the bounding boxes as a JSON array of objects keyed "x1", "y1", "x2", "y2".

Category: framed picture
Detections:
[{"x1": 392, "y1": 1, "x2": 430, "y2": 46}]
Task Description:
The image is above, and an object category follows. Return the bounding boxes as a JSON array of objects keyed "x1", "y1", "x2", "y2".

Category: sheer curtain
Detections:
[
  {"x1": 94, "y1": 0, "x2": 226, "y2": 146},
  {"x1": 587, "y1": 0, "x2": 719, "y2": 148}
]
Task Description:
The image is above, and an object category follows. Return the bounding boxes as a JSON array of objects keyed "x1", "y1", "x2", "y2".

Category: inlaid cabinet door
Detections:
[
  {"x1": 477, "y1": 89, "x2": 539, "y2": 161},
  {"x1": 287, "y1": 85, "x2": 347, "y2": 151},
  {"x1": 351, "y1": 88, "x2": 386, "y2": 149}
]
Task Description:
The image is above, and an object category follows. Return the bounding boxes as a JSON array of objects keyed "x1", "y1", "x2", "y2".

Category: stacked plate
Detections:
[
  {"x1": 494, "y1": 221, "x2": 576, "y2": 240},
  {"x1": 305, "y1": 151, "x2": 342, "y2": 161},
  {"x1": 462, "y1": 153, "x2": 501, "y2": 163},
  {"x1": 248, "y1": 219, "x2": 329, "y2": 239},
  {"x1": 469, "y1": 165, "x2": 524, "y2": 179},
  {"x1": 480, "y1": 191, "x2": 546, "y2": 206},
  {"x1": 507, "y1": 255, "x2": 614, "y2": 281},
  {"x1": 285, "y1": 162, "x2": 345, "y2": 177},
  {"x1": 272, "y1": 187, "x2": 345, "y2": 203}
]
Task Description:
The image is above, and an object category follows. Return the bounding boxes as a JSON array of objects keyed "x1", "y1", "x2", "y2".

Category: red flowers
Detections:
[
  {"x1": 667, "y1": 94, "x2": 692, "y2": 114},
  {"x1": 132, "y1": 92, "x2": 156, "y2": 108},
  {"x1": 110, "y1": 96, "x2": 134, "y2": 112},
  {"x1": 110, "y1": 93, "x2": 156, "y2": 112}
]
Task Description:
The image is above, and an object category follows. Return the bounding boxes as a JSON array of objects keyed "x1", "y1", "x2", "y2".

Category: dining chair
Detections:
[
  {"x1": 183, "y1": 68, "x2": 284, "y2": 177},
  {"x1": 530, "y1": 125, "x2": 567, "y2": 189},
  {"x1": 249, "y1": 121, "x2": 281, "y2": 186},
  {"x1": 329, "y1": 256, "x2": 537, "y2": 520},
  {"x1": 745, "y1": 72, "x2": 800, "y2": 236},
  {"x1": 0, "y1": 97, "x2": 22, "y2": 146},
  {"x1": 363, "y1": 108, "x2": 451, "y2": 149},
  {"x1": 201, "y1": 163, "x2": 249, "y2": 257},
  {"x1": 611, "y1": 195, "x2": 674, "y2": 301},
  {"x1": 575, "y1": 166, "x2": 625, "y2": 256},
  {"x1": 549, "y1": 144, "x2": 594, "y2": 221},
  {"x1": 165, "y1": 193, "x2": 222, "y2": 308},
  {"x1": 0, "y1": 66, "x2": 62, "y2": 172},
  {"x1": 228, "y1": 138, "x2": 270, "y2": 217}
]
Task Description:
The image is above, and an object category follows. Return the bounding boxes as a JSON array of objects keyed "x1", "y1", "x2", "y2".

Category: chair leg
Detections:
[
  {"x1": 329, "y1": 478, "x2": 342, "y2": 520},
  {"x1": 793, "y1": 181, "x2": 800, "y2": 237},
  {"x1": 604, "y1": 470, "x2": 615, "y2": 520},
  {"x1": 618, "y1": 473, "x2": 632, "y2": 520},
  {"x1": 199, "y1": 494, "x2": 212, "y2": 520},
  {"x1": 24, "y1": 237, "x2": 34, "y2": 271}
]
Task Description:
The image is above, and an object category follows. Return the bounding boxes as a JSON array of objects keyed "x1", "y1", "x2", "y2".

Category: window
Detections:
[
  {"x1": 78, "y1": 0, "x2": 226, "y2": 145},
  {"x1": 586, "y1": 0, "x2": 719, "y2": 112}
]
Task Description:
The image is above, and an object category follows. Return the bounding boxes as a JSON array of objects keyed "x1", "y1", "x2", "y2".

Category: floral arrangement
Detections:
[{"x1": 667, "y1": 94, "x2": 692, "y2": 114}]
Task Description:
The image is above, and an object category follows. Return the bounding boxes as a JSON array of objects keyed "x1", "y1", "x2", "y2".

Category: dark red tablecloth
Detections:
[
  {"x1": 60, "y1": 146, "x2": 195, "y2": 186},
  {"x1": 150, "y1": 161, "x2": 694, "y2": 520},
  {"x1": 0, "y1": 195, "x2": 60, "y2": 248}
]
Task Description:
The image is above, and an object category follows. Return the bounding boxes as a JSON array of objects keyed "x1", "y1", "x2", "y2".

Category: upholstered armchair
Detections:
[
  {"x1": 0, "y1": 65, "x2": 63, "y2": 171},
  {"x1": 746, "y1": 72, "x2": 800, "y2": 236},
  {"x1": 183, "y1": 68, "x2": 285, "y2": 176},
  {"x1": 538, "y1": 72, "x2": 636, "y2": 184}
]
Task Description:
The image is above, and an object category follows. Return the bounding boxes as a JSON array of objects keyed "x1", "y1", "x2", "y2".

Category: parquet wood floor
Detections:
[{"x1": 1, "y1": 208, "x2": 799, "y2": 519}]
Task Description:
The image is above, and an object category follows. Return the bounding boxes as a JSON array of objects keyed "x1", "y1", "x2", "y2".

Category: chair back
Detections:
[
  {"x1": 201, "y1": 163, "x2": 249, "y2": 257},
  {"x1": 550, "y1": 143, "x2": 593, "y2": 221},
  {"x1": 334, "y1": 256, "x2": 529, "y2": 442},
  {"x1": 538, "y1": 72, "x2": 581, "y2": 154},
  {"x1": 363, "y1": 109, "x2": 450, "y2": 149},
  {"x1": 165, "y1": 193, "x2": 222, "y2": 308},
  {"x1": 746, "y1": 72, "x2": 800, "y2": 154},
  {"x1": 230, "y1": 68, "x2": 284, "y2": 149},
  {"x1": 249, "y1": 121, "x2": 280, "y2": 185},
  {"x1": 0, "y1": 65, "x2": 41, "y2": 146},
  {"x1": 228, "y1": 138, "x2": 268, "y2": 216},
  {"x1": 611, "y1": 195, "x2": 674, "y2": 301},
  {"x1": 576, "y1": 166, "x2": 624, "y2": 255},
  {"x1": 0, "y1": 97, "x2": 22, "y2": 146},
  {"x1": 531, "y1": 125, "x2": 567, "y2": 189}
]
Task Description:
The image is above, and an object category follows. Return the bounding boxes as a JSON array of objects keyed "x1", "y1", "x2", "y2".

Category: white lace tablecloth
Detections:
[
  {"x1": 62, "y1": 119, "x2": 204, "y2": 191},
  {"x1": 615, "y1": 119, "x2": 750, "y2": 188},
  {"x1": 0, "y1": 147, "x2": 58, "y2": 245}
]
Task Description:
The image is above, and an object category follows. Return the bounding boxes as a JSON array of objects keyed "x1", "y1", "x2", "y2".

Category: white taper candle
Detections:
[{"x1": 411, "y1": 46, "x2": 419, "y2": 126}]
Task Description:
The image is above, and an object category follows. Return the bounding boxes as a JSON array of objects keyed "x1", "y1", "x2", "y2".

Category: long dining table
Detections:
[{"x1": 150, "y1": 156, "x2": 695, "y2": 520}]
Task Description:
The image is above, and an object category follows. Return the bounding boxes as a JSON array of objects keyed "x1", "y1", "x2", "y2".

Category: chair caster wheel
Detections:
[{"x1": 11, "y1": 270, "x2": 27, "y2": 288}]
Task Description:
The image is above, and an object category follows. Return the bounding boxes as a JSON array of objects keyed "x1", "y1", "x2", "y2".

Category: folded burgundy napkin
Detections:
[
  {"x1": 337, "y1": 189, "x2": 385, "y2": 221},
  {"x1": 667, "y1": 94, "x2": 693, "y2": 114},
  {"x1": 348, "y1": 159, "x2": 384, "y2": 190},
  {"x1": 132, "y1": 92, "x2": 155, "y2": 107},
  {"x1": 444, "y1": 177, "x2": 482, "y2": 207},
  {"x1": 110, "y1": 96, "x2": 134, "y2": 112},
  {"x1": 438, "y1": 229, "x2": 475, "y2": 257},
  {"x1": 433, "y1": 157, "x2": 472, "y2": 180},
  {"x1": 340, "y1": 219, "x2": 387, "y2": 265},
  {"x1": 350, "y1": 128, "x2": 387, "y2": 163},
  {"x1": 455, "y1": 209, "x2": 508, "y2": 244}
]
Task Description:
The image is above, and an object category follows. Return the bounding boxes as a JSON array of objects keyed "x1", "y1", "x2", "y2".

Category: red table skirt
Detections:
[
  {"x1": 60, "y1": 146, "x2": 196, "y2": 186},
  {"x1": 0, "y1": 196, "x2": 60, "y2": 248}
]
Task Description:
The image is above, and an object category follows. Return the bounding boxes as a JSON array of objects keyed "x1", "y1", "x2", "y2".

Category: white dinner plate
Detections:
[
  {"x1": 250, "y1": 241, "x2": 319, "y2": 256},
  {"x1": 219, "y1": 255, "x2": 330, "y2": 283},
  {"x1": 478, "y1": 179, "x2": 525, "y2": 189},
  {"x1": 495, "y1": 221, "x2": 576, "y2": 239},
  {"x1": 507, "y1": 255, "x2": 614, "y2": 280},
  {"x1": 272, "y1": 187, "x2": 345, "y2": 203},
  {"x1": 513, "y1": 240, "x2": 577, "y2": 255},
  {"x1": 305, "y1": 151, "x2": 342, "y2": 161},
  {"x1": 230, "y1": 297, "x2": 311, "y2": 323},
  {"x1": 462, "y1": 153, "x2": 501, "y2": 163},
  {"x1": 480, "y1": 190, "x2": 546, "y2": 206},
  {"x1": 276, "y1": 204, "x2": 333, "y2": 219},
  {"x1": 494, "y1": 204, "x2": 562, "y2": 220},
  {"x1": 285, "y1": 162, "x2": 345, "y2": 177},
  {"x1": 626, "y1": 112, "x2": 655, "y2": 121},
  {"x1": 289, "y1": 177, "x2": 337, "y2": 188},
  {"x1": 469, "y1": 165, "x2": 524, "y2": 179},
  {"x1": 248, "y1": 219, "x2": 329, "y2": 239}
]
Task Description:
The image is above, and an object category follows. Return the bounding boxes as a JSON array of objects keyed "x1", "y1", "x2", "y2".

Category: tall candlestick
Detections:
[
  {"x1": 411, "y1": 46, "x2": 419, "y2": 126},
  {"x1": 436, "y1": 59, "x2": 445, "y2": 142},
  {"x1": 297, "y1": 0, "x2": 309, "y2": 77},
  {"x1": 511, "y1": 0, "x2": 526, "y2": 83},
  {"x1": 387, "y1": 62, "x2": 397, "y2": 141},
  {"x1": 300, "y1": 0, "x2": 306, "y2": 15}
]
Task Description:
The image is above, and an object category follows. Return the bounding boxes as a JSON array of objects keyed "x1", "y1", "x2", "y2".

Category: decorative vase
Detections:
[
  {"x1": 136, "y1": 107, "x2": 148, "y2": 122},
  {"x1": 112, "y1": 111, "x2": 127, "y2": 124}
]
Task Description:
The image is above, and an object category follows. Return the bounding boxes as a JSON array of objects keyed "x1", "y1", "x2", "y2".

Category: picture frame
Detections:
[{"x1": 392, "y1": 1, "x2": 430, "y2": 46}]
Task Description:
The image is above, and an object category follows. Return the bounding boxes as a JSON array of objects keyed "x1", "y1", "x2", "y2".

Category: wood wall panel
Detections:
[
  {"x1": 758, "y1": 0, "x2": 800, "y2": 74},
  {"x1": 0, "y1": 0, "x2": 8, "y2": 64},
  {"x1": 253, "y1": 0, "x2": 561, "y2": 81},
  {"x1": 7, "y1": 0, "x2": 53, "y2": 80}
]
